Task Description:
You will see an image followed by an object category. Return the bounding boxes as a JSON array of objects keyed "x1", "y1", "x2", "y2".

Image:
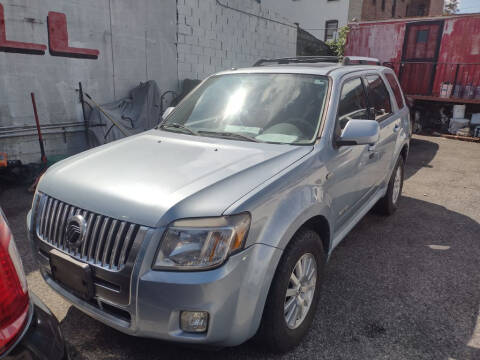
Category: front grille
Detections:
[{"x1": 36, "y1": 194, "x2": 140, "y2": 271}]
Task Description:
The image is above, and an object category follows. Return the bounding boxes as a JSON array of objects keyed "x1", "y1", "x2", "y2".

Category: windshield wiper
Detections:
[
  {"x1": 160, "y1": 123, "x2": 198, "y2": 136},
  {"x1": 198, "y1": 130, "x2": 262, "y2": 143}
]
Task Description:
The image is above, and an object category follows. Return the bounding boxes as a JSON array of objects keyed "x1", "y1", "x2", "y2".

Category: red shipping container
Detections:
[{"x1": 345, "y1": 14, "x2": 480, "y2": 104}]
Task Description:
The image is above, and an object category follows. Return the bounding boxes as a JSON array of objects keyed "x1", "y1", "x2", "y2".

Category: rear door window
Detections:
[
  {"x1": 336, "y1": 78, "x2": 370, "y2": 132},
  {"x1": 385, "y1": 72, "x2": 405, "y2": 109},
  {"x1": 365, "y1": 75, "x2": 393, "y2": 122}
]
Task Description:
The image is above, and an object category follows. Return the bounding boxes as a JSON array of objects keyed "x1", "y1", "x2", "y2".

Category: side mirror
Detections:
[
  {"x1": 336, "y1": 119, "x2": 379, "y2": 146},
  {"x1": 162, "y1": 107, "x2": 175, "y2": 120}
]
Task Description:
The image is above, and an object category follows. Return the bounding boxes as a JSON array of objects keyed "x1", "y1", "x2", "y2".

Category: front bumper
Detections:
[
  {"x1": 33, "y1": 221, "x2": 282, "y2": 346},
  {"x1": 4, "y1": 293, "x2": 67, "y2": 360}
]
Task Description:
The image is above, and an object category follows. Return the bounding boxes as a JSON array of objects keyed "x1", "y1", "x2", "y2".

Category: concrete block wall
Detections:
[
  {"x1": 0, "y1": 0, "x2": 178, "y2": 163},
  {"x1": 176, "y1": 0, "x2": 297, "y2": 81},
  {"x1": 1, "y1": 0, "x2": 297, "y2": 163}
]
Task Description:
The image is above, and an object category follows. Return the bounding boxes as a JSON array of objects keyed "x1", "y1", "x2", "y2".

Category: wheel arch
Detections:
[
  {"x1": 252, "y1": 214, "x2": 331, "y2": 347},
  {"x1": 400, "y1": 143, "x2": 409, "y2": 163},
  {"x1": 297, "y1": 215, "x2": 331, "y2": 256}
]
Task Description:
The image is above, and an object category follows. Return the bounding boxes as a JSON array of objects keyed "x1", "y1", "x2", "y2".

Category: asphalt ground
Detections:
[{"x1": 2, "y1": 134, "x2": 480, "y2": 360}]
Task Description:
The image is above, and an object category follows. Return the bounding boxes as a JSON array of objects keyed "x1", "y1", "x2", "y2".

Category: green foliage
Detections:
[
  {"x1": 444, "y1": 0, "x2": 459, "y2": 15},
  {"x1": 326, "y1": 25, "x2": 350, "y2": 58}
]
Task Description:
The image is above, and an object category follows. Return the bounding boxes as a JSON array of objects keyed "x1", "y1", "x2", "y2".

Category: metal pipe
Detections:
[
  {"x1": 84, "y1": 93, "x2": 130, "y2": 137},
  {"x1": 31, "y1": 92, "x2": 47, "y2": 164},
  {"x1": 0, "y1": 129, "x2": 84, "y2": 139},
  {"x1": 0, "y1": 126, "x2": 105, "y2": 138},
  {"x1": 78, "y1": 81, "x2": 91, "y2": 149},
  {"x1": 0, "y1": 123, "x2": 105, "y2": 136},
  {"x1": 0, "y1": 121, "x2": 83, "y2": 131},
  {"x1": 0, "y1": 124, "x2": 84, "y2": 134},
  {"x1": 0, "y1": 128, "x2": 86, "y2": 140}
]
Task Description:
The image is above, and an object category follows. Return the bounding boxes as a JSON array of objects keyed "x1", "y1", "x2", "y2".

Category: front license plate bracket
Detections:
[{"x1": 49, "y1": 249, "x2": 95, "y2": 301}]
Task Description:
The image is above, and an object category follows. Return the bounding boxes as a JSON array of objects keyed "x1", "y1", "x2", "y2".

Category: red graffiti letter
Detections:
[
  {"x1": 47, "y1": 11, "x2": 99, "y2": 59},
  {"x1": 0, "y1": 3, "x2": 46, "y2": 54}
]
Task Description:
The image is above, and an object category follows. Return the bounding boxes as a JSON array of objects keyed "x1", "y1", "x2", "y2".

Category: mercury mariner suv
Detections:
[{"x1": 28, "y1": 56, "x2": 410, "y2": 352}]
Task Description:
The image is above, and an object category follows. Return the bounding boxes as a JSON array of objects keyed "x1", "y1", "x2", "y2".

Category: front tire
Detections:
[
  {"x1": 257, "y1": 228, "x2": 325, "y2": 353},
  {"x1": 375, "y1": 156, "x2": 404, "y2": 215}
]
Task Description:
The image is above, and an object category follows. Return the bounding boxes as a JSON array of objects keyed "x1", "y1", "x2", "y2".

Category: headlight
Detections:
[{"x1": 153, "y1": 213, "x2": 251, "y2": 271}]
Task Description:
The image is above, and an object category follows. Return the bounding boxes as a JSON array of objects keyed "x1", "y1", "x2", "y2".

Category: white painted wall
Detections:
[
  {"x1": 261, "y1": 0, "x2": 350, "y2": 41},
  {"x1": 177, "y1": 0, "x2": 297, "y2": 81},
  {"x1": 1, "y1": 0, "x2": 297, "y2": 163},
  {"x1": 0, "y1": 0, "x2": 178, "y2": 163}
]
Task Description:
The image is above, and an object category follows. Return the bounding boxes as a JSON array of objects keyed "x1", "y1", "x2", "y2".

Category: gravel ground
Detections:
[{"x1": 2, "y1": 134, "x2": 480, "y2": 360}]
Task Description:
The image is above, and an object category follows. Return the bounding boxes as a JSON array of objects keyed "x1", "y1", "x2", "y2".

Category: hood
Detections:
[{"x1": 39, "y1": 130, "x2": 313, "y2": 227}]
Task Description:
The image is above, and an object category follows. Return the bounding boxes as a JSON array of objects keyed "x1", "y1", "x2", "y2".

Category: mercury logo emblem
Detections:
[{"x1": 65, "y1": 214, "x2": 87, "y2": 248}]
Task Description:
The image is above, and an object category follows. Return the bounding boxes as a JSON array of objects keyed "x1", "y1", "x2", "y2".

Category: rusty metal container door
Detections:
[{"x1": 399, "y1": 21, "x2": 444, "y2": 95}]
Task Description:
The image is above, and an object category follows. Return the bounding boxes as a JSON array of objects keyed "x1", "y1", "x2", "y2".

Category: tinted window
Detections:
[
  {"x1": 385, "y1": 72, "x2": 405, "y2": 109},
  {"x1": 337, "y1": 78, "x2": 369, "y2": 131},
  {"x1": 365, "y1": 75, "x2": 392, "y2": 121}
]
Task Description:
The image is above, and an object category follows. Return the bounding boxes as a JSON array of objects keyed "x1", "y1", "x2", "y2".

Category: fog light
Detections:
[{"x1": 180, "y1": 311, "x2": 209, "y2": 333}]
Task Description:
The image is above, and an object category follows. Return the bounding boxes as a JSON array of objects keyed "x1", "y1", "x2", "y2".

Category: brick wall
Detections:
[
  {"x1": 427, "y1": 0, "x2": 445, "y2": 16},
  {"x1": 176, "y1": 0, "x2": 297, "y2": 81},
  {"x1": 348, "y1": 0, "x2": 364, "y2": 22},
  {"x1": 361, "y1": 0, "x2": 444, "y2": 21},
  {"x1": 362, "y1": 0, "x2": 408, "y2": 20}
]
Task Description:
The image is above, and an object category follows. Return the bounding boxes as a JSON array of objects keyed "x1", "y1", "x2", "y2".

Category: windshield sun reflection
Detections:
[{"x1": 223, "y1": 87, "x2": 247, "y2": 120}]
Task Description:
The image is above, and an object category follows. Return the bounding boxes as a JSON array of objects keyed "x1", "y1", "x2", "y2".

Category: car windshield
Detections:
[{"x1": 160, "y1": 73, "x2": 329, "y2": 145}]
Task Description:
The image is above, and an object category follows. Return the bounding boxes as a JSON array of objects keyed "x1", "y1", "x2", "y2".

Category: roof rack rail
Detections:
[
  {"x1": 342, "y1": 56, "x2": 381, "y2": 65},
  {"x1": 253, "y1": 56, "x2": 339, "y2": 67}
]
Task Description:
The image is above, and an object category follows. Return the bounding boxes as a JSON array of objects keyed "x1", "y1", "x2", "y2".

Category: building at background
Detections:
[
  {"x1": 261, "y1": 0, "x2": 445, "y2": 41},
  {"x1": 361, "y1": 0, "x2": 445, "y2": 21},
  {"x1": 261, "y1": 0, "x2": 350, "y2": 41}
]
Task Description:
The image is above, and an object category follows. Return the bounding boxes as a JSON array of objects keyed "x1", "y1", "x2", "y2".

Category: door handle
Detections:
[
  {"x1": 393, "y1": 124, "x2": 400, "y2": 133},
  {"x1": 368, "y1": 144, "x2": 376, "y2": 159}
]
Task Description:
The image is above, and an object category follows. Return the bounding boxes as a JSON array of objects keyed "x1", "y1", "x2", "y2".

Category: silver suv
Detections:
[{"x1": 28, "y1": 56, "x2": 410, "y2": 352}]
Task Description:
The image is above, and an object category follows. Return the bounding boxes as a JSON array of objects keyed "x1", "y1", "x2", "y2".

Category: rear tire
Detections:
[
  {"x1": 375, "y1": 156, "x2": 404, "y2": 215},
  {"x1": 257, "y1": 228, "x2": 325, "y2": 353}
]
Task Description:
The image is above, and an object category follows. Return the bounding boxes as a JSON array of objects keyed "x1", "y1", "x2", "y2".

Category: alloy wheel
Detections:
[
  {"x1": 392, "y1": 165, "x2": 402, "y2": 204},
  {"x1": 284, "y1": 253, "x2": 317, "y2": 329}
]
